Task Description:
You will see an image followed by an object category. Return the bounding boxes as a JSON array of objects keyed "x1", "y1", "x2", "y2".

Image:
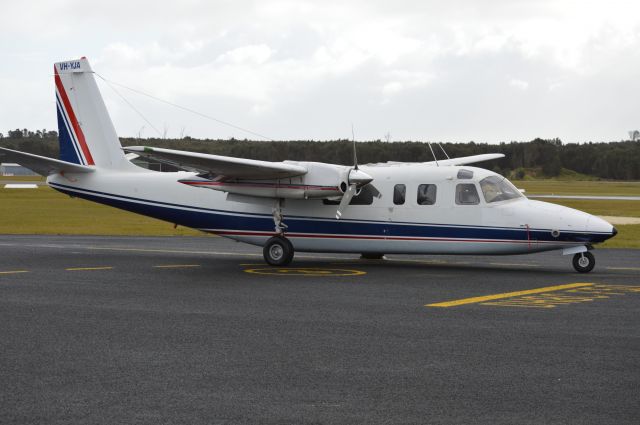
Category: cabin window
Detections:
[
  {"x1": 455, "y1": 183, "x2": 480, "y2": 205},
  {"x1": 457, "y1": 169, "x2": 474, "y2": 179},
  {"x1": 479, "y1": 176, "x2": 523, "y2": 203},
  {"x1": 417, "y1": 184, "x2": 437, "y2": 205},
  {"x1": 393, "y1": 184, "x2": 406, "y2": 205},
  {"x1": 323, "y1": 185, "x2": 375, "y2": 206}
]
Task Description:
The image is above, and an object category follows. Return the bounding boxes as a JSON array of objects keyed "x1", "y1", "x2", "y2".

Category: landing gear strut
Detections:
[
  {"x1": 264, "y1": 199, "x2": 294, "y2": 266},
  {"x1": 572, "y1": 251, "x2": 595, "y2": 273}
]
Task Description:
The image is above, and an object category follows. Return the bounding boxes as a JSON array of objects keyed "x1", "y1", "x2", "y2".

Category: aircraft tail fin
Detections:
[{"x1": 54, "y1": 58, "x2": 134, "y2": 170}]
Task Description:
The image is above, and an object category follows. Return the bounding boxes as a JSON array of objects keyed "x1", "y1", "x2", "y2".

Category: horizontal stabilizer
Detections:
[
  {"x1": 123, "y1": 146, "x2": 307, "y2": 179},
  {"x1": 425, "y1": 153, "x2": 505, "y2": 166},
  {"x1": 0, "y1": 147, "x2": 95, "y2": 176}
]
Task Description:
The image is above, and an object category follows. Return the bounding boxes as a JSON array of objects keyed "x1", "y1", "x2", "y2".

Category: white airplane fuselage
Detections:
[
  {"x1": 46, "y1": 162, "x2": 614, "y2": 256},
  {"x1": 1, "y1": 57, "x2": 615, "y2": 271}
]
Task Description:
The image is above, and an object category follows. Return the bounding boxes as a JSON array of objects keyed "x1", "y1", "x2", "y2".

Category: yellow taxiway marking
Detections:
[
  {"x1": 153, "y1": 264, "x2": 201, "y2": 269},
  {"x1": 244, "y1": 267, "x2": 366, "y2": 277},
  {"x1": 65, "y1": 266, "x2": 113, "y2": 271},
  {"x1": 0, "y1": 270, "x2": 29, "y2": 275},
  {"x1": 426, "y1": 282, "x2": 593, "y2": 308},
  {"x1": 481, "y1": 284, "x2": 640, "y2": 308}
]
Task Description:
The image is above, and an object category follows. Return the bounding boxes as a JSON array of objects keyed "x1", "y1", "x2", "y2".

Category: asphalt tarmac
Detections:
[{"x1": 1, "y1": 235, "x2": 639, "y2": 424}]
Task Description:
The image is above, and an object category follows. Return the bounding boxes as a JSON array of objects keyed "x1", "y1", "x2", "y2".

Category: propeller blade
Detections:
[{"x1": 336, "y1": 184, "x2": 357, "y2": 220}]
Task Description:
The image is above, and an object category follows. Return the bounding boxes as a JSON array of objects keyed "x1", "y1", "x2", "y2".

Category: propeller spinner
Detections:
[{"x1": 335, "y1": 136, "x2": 377, "y2": 219}]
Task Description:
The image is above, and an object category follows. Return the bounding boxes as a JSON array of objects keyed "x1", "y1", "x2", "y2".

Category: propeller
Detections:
[{"x1": 335, "y1": 132, "x2": 377, "y2": 219}]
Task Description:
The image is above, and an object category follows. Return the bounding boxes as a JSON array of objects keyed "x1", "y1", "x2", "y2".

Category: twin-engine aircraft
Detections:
[{"x1": 0, "y1": 58, "x2": 617, "y2": 272}]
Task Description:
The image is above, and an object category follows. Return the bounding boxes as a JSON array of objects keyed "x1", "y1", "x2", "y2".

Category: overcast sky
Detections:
[{"x1": 1, "y1": 0, "x2": 639, "y2": 143}]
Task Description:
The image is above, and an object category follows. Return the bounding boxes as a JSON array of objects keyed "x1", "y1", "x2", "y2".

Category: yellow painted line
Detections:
[
  {"x1": 0, "y1": 270, "x2": 29, "y2": 275},
  {"x1": 153, "y1": 264, "x2": 201, "y2": 269},
  {"x1": 426, "y1": 282, "x2": 593, "y2": 308},
  {"x1": 65, "y1": 266, "x2": 113, "y2": 271},
  {"x1": 245, "y1": 267, "x2": 366, "y2": 277},
  {"x1": 481, "y1": 302, "x2": 554, "y2": 309}
]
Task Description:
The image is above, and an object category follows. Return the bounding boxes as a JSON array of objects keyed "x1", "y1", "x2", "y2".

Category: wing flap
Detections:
[
  {"x1": 123, "y1": 146, "x2": 307, "y2": 179},
  {"x1": 0, "y1": 147, "x2": 95, "y2": 176}
]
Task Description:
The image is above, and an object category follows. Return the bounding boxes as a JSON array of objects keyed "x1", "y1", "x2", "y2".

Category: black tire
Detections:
[
  {"x1": 263, "y1": 236, "x2": 294, "y2": 266},
  {"x1": 572, "y1": 252, "x2": 595, "y2": 273}
]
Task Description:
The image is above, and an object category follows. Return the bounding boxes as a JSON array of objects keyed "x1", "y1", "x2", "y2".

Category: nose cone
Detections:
[
  {"x1": 586, "y1": 215, "x2": 617, "y2": 242},
  {"x1": 349, "y1": 169, "x2": 373, "y2": 186}
]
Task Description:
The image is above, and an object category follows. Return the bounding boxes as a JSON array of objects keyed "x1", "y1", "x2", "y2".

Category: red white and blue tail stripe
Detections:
[{"x1": 55, "y1": 66, "x2": 94, "y2": 166}]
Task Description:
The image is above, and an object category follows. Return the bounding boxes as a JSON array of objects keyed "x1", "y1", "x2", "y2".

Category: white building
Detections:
[{"x1": 0, "y1": 163, "x2": 38, "y2": 176}]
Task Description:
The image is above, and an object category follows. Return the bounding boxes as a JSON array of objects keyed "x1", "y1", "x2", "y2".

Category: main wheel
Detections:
[
  {"x1": 263, "y1": 236, "x2": 294, "y2": 266},
  {"x1": 572, "y1": 252, "x2": 595, "y2": 273}
]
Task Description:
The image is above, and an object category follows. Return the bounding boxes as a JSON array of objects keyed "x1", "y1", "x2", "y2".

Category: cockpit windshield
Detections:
[{"x1": 479, "y1": 176, "x2": 523, "y2": 203}]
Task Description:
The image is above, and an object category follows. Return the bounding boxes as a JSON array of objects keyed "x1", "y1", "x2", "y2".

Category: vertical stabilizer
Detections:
[{"x1": 55, "y1": 58, "x2": 133, "y2": 170}]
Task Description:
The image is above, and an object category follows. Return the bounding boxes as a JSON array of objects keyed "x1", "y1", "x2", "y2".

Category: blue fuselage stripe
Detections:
[{"x1": 49, "y1": 182, "x2": 611, "y2": 244}]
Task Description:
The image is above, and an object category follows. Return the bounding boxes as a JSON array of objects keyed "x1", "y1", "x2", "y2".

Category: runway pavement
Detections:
[{"x1": 1, "y1": 235, "x2": 639, "y2": 424}]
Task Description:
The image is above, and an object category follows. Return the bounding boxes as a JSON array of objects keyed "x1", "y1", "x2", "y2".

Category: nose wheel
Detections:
[
  {"x1": 572, "y1": 251, "x2": 595, "y2": 273},
  {"x1": 263, "y1": 236, "x2": 294, "y2": 266}
]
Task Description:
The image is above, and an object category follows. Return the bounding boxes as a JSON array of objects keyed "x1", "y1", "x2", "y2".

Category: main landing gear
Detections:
[
  {"x1": 263, "y1": 236, "x2": 294, "y2": 266},
  {"x1": 572, "y1": 251, "x2": 595, "y2": 273},
  {"x1": 264, "y1": 198, "x2": 294, "y2": 266}
]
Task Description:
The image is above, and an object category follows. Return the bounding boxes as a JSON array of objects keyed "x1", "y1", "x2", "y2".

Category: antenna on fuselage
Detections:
[
  {"x1": 437, "y1": 143, "x2": 450, "y2": 160},
  {"x1": 427, "y1": 142, "x2": 439, "y2": 167},
  {"x1": 351, "y1": 123, "x2": 358, "y2": 170}
]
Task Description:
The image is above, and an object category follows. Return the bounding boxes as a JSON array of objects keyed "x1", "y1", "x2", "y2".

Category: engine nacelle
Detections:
[{"x1": 179, "y1": 162, "x2": 357, "y2": 200}]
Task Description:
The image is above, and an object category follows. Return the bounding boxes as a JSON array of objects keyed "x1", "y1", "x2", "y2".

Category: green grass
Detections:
[
  {"x1": 542, "y1": 199, "x2": 640, "y2": 218},
  {"x1": 599, "y1": 225, "x2": 640, "y2": 249},
  {"x1": 0, "y1": 187, "x2": 201, "y2": 236},
  {"x1": 0, "y1": 175, "x2": 46, "y2": 182},
  {"x1": 512, "y1": 180, "x2": 640, "y2": 196}
]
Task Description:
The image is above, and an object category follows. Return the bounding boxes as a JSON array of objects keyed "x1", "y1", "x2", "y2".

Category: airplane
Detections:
[{"x1": 0, "y1": 58, "x2": 617, "y2": 273}]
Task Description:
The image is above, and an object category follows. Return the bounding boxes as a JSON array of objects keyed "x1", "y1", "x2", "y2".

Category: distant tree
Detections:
[
  {"x1": 8, "y1": 129, "x2": 22, "y2": 138},
  {"x1": 542, "y1": 156, "x2": 562, "y2": 176}
]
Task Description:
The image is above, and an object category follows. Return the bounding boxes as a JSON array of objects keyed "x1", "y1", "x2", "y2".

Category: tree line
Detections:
[{"x1": 1, "y1": 129, "x2": 639, "y2": 180}]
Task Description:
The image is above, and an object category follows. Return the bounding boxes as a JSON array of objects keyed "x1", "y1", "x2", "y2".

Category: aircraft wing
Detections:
[
  {"x1": 425, "y1": 153, "x2": 505, "y2": 166},
  {"x1": 123, "y1": 146, "x2": 308, "y2": 179},
  {"x1": 0, "y1": 147, "x2": 95, "y2": 176}
]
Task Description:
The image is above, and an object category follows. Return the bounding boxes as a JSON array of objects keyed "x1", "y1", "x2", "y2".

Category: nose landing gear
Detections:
[{"x1": 572, "y1": 251, "x2": 595, "y2": 273}]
